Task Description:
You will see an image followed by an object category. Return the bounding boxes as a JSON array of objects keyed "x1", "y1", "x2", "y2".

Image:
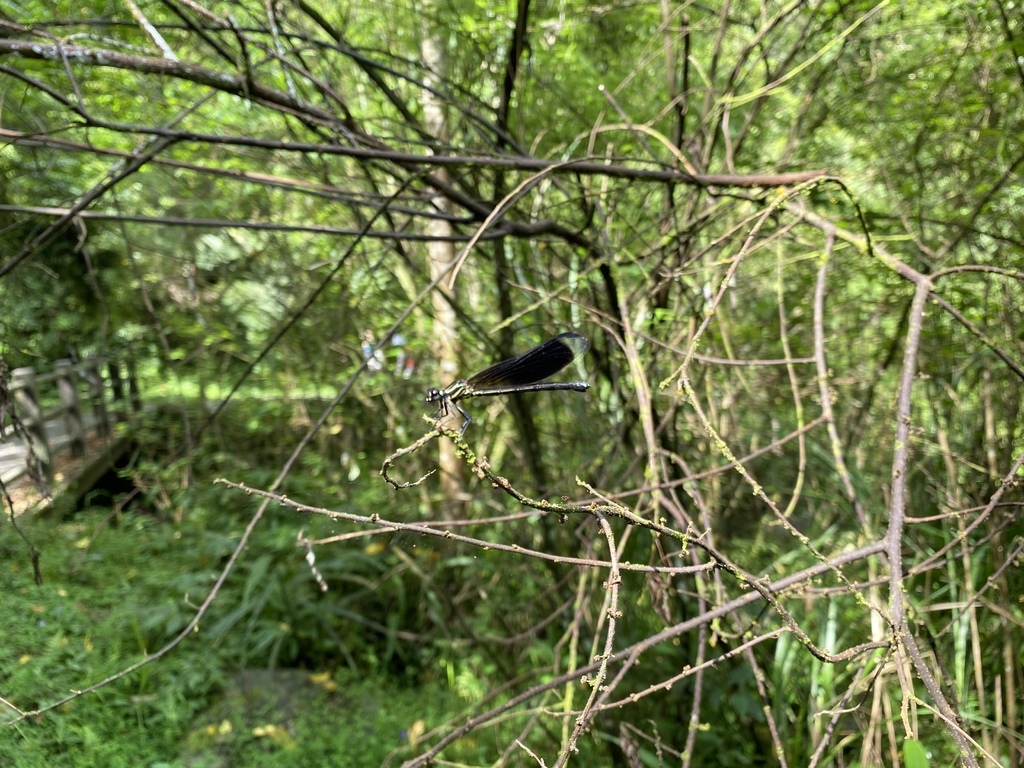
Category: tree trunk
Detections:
[{"x1": 421, "y1": 21, "x2": 465, "y2": 509}]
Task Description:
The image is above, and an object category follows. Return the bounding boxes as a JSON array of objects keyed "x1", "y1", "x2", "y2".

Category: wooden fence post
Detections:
[
  {"x1": 56, "y1": 359, "x2": 86, "y2": 457},
  {"x1": 11, "y1": 366, "x2": 53, "y2": 483},
  {"x1": 108, "y1": 361, "x2": 125, "y2": 421},
  {"x1": 86, "y1": 358, "x2": 110, "y2": 437},
  {"x1": 127, "y1": 359, "x2": 142, "y2": 413}
]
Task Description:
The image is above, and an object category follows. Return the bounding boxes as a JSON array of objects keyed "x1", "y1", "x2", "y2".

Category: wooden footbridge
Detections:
[{"x1": 1, "y1": 356, "x2": 140, "y2": 515}]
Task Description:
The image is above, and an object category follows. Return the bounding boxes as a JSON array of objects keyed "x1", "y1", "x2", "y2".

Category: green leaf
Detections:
[{"x1": 902, "y1": 739, "x2": 929, "y2": 768}]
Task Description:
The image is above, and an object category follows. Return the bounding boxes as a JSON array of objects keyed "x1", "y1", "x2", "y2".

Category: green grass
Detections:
[{"x1": 0, "y1": 505, "x2": 473, "y2": 767}]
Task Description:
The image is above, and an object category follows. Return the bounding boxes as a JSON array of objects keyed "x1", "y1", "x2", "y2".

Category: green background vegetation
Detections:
[{"x1": 1, "y1": 0, "x2": 1022, "y2": 765}]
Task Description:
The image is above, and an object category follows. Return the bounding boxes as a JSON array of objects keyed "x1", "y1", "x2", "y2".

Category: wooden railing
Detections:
[{"x1": 2, "y1": 357, "x2": 140, "y2": 486}]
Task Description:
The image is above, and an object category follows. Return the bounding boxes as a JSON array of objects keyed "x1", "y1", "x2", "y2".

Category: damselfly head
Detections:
[{"x1": 425, "y1": 387, "x2": 442, "y2": 403}]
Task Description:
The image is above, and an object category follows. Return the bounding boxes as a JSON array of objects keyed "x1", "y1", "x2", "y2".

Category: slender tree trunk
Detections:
[
  {"x1": 421, "y1": 20, "x2": 465, "y2": 507},
  {"x1": 492, "y1": 0, "x2": 548, "y2": 489}
]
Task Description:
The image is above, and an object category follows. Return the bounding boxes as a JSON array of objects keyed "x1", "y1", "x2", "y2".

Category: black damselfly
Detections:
[{"x1": 426, "y1": 332, "x2": 590, "y2": 434}]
